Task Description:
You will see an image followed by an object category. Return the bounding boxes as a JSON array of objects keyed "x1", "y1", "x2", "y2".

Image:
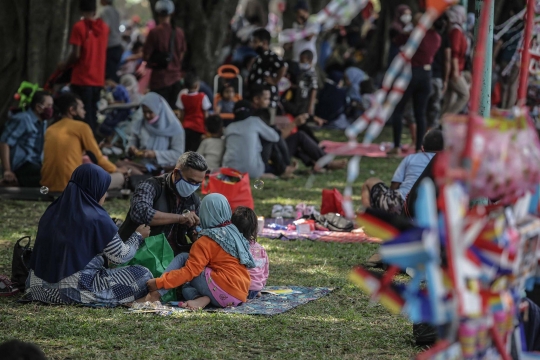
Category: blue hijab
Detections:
[
  {"x1": 345, "y1": 67, "x2": 368, "y2": 102},
  {"x1": 199, "y1": 194, "x2": 255, "y2": 268},
  {"x1": 30, "y1": 164, "x2": 118, "y2": 283}
]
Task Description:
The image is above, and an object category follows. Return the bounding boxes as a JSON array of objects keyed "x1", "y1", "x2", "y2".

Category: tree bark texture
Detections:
[
  {"x1": 150, "y1": 0, "x2": 240, "y2": 84},
  {"x1": 0, "y1": 0, "x2": 78, "y2": 122}
]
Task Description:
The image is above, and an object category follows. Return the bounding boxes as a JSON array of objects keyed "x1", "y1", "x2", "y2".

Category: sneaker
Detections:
[
  {"x1": 282, "y1": 205, "x2": 294, "y2": 218},
  {"x1": 271, "y1": 205, "x2": 283, "y2": 218}
]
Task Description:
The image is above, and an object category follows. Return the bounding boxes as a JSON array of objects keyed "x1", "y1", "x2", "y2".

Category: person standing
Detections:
[
  {"x1": 62, "y1": 0, "x2": 109, "y2": 133},
  {"x1": 426, "y1": 14, "x2": 451, "y2": 129},
  {"x1": 441, "y1": 5, "x2": 469, "y2": 115},
  {"x1": 391, "y1": 13, "x2": 441, "y2": 153},
  {"x1": 290, "y1": 0, "x2": 318, "y2": 65},
  {"x1": 143, "y1": 0, "x2": 186, "y2": 108},
  {"x1": 0, "y1": 91, "x2": 54, "y2": 187},
  {"x1": 100, "y1": 0, "x2": 123, "y2": 82},
  {"x1": 248, "y1": 28, "x2": 287, "y2": 125}
]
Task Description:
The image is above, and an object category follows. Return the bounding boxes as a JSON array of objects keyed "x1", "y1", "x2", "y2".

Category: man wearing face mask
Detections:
[
  {"x1": 0, "y1": 91, "x2": 53, "y2": 187},
  {"x1": 289, "y1": 0, "x2": 318, "y2": 65},
  {"x1": 41, "y1": 92, "x2": 127, "y2": 192},
  {"x1": 248, "y1": 28, "x2": 288, "y2": 125},
  {"x1": 119, "y1": 151, "x2": 207, "y2": 254}
]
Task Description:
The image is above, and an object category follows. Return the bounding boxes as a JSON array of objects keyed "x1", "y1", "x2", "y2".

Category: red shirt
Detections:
[
  {"x1": 448, "y1": 26, "x2": 468, "y2": 72},
  {"x1": 181, "y1": 93, "x2": 206, "y2": 134},
  {"x1": 69, "y1": 19, "x2": 109, "y2": 87},
  {"x1": 143, "y1": 24, "x2": 186, "y2": 90},
  {"x1": 396, "y1": 29, "x2": 441, "y2": 68}
]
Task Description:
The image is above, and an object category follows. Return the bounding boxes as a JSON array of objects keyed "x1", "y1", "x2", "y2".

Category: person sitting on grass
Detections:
[
  {"x1": 0, "y1": 90, "x2": 54, "y2": 187},
  {"x1": 360, "y1": 128, "x2": 444, "y2": 215},
  {"x1": 215, "y1": 83, "x2": 237, "y2": 115},
  {"x1": 145, "y1": 193, "x2": 255, "y2": 310},
  {"x1": 41, "y1": 92, "x2": 127, "y2": 192},
  {"x1": 26, "y1": 164, "x2": 153, "y2": 306},
  {"x1": 232, "y1": 206, "x2": 269, "y2": 300},
  {"x1": 196, "y1": 115, "x2": 225, "y2": 171},
  {"x1": 118, "y1": 92, "x2": 185, "y2": 175}
]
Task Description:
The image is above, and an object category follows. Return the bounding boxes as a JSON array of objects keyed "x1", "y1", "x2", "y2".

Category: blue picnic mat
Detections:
[{"x1": 169, "y1": 286, "x2": 334, "y2": 316}]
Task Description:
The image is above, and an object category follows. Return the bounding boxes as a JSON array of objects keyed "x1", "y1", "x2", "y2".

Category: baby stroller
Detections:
[{"x1": 213, "y1": 65, "x2": 243, "y2": 122}]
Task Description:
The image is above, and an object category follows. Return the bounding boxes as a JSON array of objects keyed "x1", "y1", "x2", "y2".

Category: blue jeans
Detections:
[
  {"x1": 248, "y1": 290, "x2": 260, "y2": 300},
  {"x1": 158, "y1": 253, "x2": 220, "y2": 307}
]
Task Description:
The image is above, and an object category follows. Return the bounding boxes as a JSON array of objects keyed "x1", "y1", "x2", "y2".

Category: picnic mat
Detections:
[
  {"x1": 128, "y1": 286, "x2": 334, "y2": 316},
  {"x1": 320, "y1": 141, "x2": 415, "y2": 158},
  {"x1": 260, "y1": 228, "x2": 381, "y2": 244}
]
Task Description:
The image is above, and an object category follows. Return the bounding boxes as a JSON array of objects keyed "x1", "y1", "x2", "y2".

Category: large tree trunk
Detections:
[
  {"x1": 150, "y1": 0, "x2": 240, "y2": 84},
  {"x1": 0, "y1": 0, "x2": 78, "y2": 123}
]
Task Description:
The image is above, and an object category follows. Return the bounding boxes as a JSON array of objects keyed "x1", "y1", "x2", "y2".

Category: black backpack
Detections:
[
  {"x1": 313, "y1": 213, "x2": 354, "y2": 232},
  {"x1": 11, "y1": 236, "x2": 33, "y2": 291}
]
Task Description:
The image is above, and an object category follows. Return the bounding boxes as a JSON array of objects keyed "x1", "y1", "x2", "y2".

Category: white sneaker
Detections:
[
  {"x1": 271, "y1": 205, "x2": 283, "y2": 218},
  {"x1": 282, "y1": 205, "x2": 294, "y2": 218}
]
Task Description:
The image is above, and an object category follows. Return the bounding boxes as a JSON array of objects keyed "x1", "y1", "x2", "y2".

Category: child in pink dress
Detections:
[{"x1": 231, "y1": 206, "x2": 269, "y2": 299}]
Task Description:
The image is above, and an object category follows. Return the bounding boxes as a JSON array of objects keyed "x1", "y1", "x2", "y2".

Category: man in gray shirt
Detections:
[{"x1": 100, "y1": 0, "x2": 123, "y2": 81}]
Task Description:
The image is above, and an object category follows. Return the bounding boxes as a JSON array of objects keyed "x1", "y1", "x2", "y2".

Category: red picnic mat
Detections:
[
  {"x1": 320, "y1": 141, "x2": 415, "y2": 158},
  {"x1": 260, "y1": 228, "x2": 381, "y2": 244}
]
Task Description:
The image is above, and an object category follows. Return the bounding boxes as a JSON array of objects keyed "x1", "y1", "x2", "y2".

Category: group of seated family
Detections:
[{"x1": 26, "y1": 152, "x2": 268, "y2": 309}]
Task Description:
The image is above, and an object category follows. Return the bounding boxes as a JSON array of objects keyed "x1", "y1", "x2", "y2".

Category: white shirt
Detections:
[{"x1": 292, "y1": 23, "x2": 318, "y2": 64}]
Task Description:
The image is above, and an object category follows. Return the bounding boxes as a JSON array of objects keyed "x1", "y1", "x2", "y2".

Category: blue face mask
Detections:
[{"x1": 174, "y1": 170, "x2": 200, "y2": 198}]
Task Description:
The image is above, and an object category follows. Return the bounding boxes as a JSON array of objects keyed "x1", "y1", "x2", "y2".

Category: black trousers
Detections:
[
  {"x1": 105, "y1": 45, "x2": 124, "y2": 82},
  {"x1": 152, "y1": 81, "x2": 183, "y2": 110},
  {"x1": 285, "y1": 131, "x2": 325, "y2": 167},
  {"x1": 14, "y1": 162, "x2": 41, "y2": 187},
  {"x1": 261, "y1": 136, "x2": 291, "y2": 176},
  {"x1": 185, "y1": 128, "x2": 203, "y2": 152},
  {"x1": 391, "y1": 67, "x2": 432, "y2": 151}
]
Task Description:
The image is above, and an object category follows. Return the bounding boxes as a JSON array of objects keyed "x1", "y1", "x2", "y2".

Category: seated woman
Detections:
[
  {"x1": 118, "y1": 92, "x2": 185, "y2": 174},
  {"x1": 26, "y1": 164, "x2": 153, "y2": 306},
  {"x1": 146, "y1": 193, "x2": 255, "y2": 310}
]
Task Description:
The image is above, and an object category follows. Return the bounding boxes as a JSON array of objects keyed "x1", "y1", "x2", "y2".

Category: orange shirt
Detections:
[
  {"x1": 41, "y1": 118, "x2": 117, "y2": 192},
  {"x1": 155, "y1": 236, "x2": 250, "y2": 302}
]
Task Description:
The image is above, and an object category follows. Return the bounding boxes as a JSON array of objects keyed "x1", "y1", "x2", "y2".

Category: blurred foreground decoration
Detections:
[{"x1": 350, "y1": 0, "x2": 540, "y2": 357}]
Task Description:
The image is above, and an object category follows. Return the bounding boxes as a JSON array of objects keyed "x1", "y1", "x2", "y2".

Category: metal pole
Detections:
[{"x1": 473, "y1": 0, "x2": 494, "y2": 117}]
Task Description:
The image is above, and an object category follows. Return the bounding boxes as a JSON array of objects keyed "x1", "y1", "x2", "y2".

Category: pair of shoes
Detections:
[
  {"x1": 271, "y1": 205, "x2": 294, "y2": 218},
  {"x1": 295, "y1": 203, "x2": 319, "y2": 218}
]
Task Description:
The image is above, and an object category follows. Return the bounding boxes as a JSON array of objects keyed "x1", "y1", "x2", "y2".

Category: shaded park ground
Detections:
[{"x1": 0, "y1": 128, "x2": 419, "y2": 359}]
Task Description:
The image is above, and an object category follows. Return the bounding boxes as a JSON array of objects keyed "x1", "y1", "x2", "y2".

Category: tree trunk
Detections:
[
  {"x1": 0, "y1": 0, "x2": 78, "y2": 122},
  {"x1": 150, "y1": 0, "x2": 240, "y2": 84}
]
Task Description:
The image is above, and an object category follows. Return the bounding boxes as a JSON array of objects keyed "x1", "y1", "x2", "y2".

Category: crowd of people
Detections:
[{"x1": 0, "y1": 0, "x2": 535, "y2": 314}]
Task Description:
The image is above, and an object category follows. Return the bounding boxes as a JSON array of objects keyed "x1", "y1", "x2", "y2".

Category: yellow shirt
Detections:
[{"x1": 41, "y1": 118, "x2": 117, "y2": 192}]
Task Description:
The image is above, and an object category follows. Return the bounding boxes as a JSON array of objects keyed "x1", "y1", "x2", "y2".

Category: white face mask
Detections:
[
  {"x1": 299, "y1": 63, "x2": 311, "y2": 71},
  {"x1": 400, "y1": 14, "x2": 412, "y2": 24}
]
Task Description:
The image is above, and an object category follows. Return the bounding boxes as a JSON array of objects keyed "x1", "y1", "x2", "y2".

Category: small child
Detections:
[
  {"x1": 231, "y1": 206, "x2": 269, "y2": 300},
  {"x1": 216, "y1": 83, "x2": 236, "y2": 114},
  {"x1": 196, "y1": 115, "x2": 224, "y2": 170},
  {"x1": 176, "y1": 73, "x2": 212, "y2": 152},
  {"x1": 99, "y1": 79, "x2": 131, "y2": 137}
]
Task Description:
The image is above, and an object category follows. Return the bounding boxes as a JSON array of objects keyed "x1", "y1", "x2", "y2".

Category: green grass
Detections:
[{"x1": 0, "y1": 128, "x2": 418, "y2": 359}]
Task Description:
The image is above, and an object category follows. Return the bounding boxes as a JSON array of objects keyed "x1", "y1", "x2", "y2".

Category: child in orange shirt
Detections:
[{"x1": 145, "y1": 193, "x2": 255, "y2": 309}]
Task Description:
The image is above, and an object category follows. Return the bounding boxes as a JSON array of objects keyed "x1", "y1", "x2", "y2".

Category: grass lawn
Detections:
[{"x1": 0, "y1": 128, "x2": 420, "y2": 359}]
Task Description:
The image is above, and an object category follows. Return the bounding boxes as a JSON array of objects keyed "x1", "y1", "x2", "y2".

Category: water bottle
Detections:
[{"x1": 275, "y1": 214, "x2": 284, "y2": 227}]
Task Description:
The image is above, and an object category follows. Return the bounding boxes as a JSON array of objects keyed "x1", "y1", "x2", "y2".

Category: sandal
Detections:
[{"x1": 0, "y1": 275, "x2": 20, "y2": 297}]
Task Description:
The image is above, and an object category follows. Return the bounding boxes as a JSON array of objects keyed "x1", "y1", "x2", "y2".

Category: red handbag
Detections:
[
  {"x1": 201, "y1": 168, "x2": 254, "y2": 210},
  {"x1": 321, "y1": 188, "x2": 345, "y2": 216}
]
